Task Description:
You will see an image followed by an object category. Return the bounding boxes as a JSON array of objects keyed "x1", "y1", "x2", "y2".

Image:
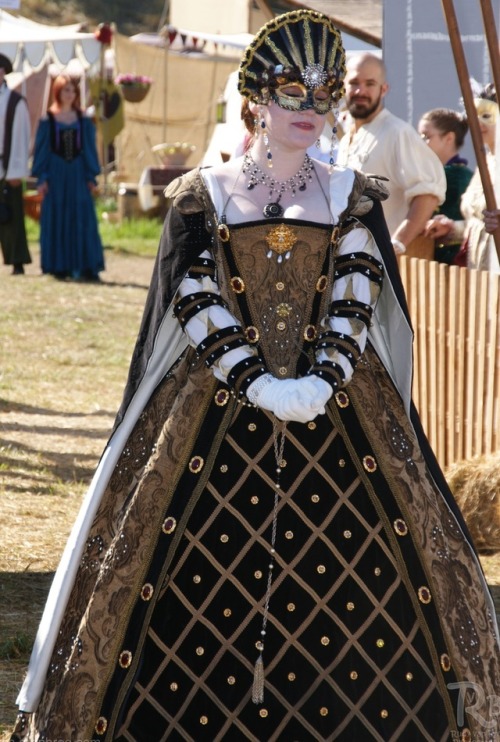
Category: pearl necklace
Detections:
[{"x1": 243, "y1": 153, "x2": 314, "y2": 218}]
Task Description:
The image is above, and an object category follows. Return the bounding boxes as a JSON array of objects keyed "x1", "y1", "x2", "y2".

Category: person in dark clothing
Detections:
[
  {"x1": 418, "y1": 107, "x2": 473, "y2": 263},
  {"x1": 0, "y1": 53, "x2": 31, "y2": 275}
]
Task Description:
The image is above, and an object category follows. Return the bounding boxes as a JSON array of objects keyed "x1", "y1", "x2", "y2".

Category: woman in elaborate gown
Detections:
[
  {"x1": 12, "y1": 11, "x2": 500, "y2": 742},
  {"x1": 32, "y1": 74, "x2": 104, "y2": 281}
]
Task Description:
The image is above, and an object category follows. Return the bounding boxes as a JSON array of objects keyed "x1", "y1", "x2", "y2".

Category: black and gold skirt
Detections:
[
  {"x1": 110, "y1": 353, "x2": 456, "y2": 741},
  {"x1": 24, "y1": 346, "x2": 499, "y2": 741}
]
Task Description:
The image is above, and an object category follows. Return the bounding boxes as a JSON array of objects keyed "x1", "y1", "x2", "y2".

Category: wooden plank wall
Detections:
[{"x1": 398, "y1": 257, "x2": 500, "y2": 469}]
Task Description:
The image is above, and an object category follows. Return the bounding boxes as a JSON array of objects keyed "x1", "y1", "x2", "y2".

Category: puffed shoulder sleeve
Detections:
[
  {"x1": 396, "y1": 126, "x2": 446, "y2": 206},
  {"x1": 344, "y1": 169, "x2": 390, "y2": 217}
]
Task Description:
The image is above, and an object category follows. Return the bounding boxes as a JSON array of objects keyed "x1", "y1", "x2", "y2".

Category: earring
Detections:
[
  {"x1": 329, "y1": 104, "x2": 339, "y2": 173},
  {"x1": 328, "y1": 129, "x2": 336, "y2": 173},
  {"x1": 260, "y1": 113, "x2": 273, "y2": 168},
  {"x1": 315, "y1": 137, "x2": 321, "y2": 149}
]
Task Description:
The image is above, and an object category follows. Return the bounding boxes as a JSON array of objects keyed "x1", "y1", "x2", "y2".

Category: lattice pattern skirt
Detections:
[{"x1": 114, "y1": 400, "x2": 452, "y2": 741}]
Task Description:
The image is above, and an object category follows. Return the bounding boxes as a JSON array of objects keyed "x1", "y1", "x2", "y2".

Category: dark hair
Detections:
[
  {"x1": 477, "y1": 82, "x2": 497, "y2": 103},
  {"x1": 420, "y1": 108, "x2": 469, "y2": 149}
]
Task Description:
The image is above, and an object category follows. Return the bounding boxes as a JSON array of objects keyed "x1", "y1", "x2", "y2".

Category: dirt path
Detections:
[{"x1": 0, "y1": 249, "x2": 155, "y2": 736}]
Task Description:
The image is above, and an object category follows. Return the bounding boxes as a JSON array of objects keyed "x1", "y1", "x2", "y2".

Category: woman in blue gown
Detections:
[{"x1": 32, "y1": 74, "x2": 104, "y2": 280}]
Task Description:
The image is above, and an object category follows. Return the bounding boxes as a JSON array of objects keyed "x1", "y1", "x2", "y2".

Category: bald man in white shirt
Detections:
[{"x1": 337, "y1": 53, "x2": 446, "y2": 258}]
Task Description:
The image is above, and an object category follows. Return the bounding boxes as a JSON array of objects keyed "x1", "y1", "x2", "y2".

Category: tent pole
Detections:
[
  {"x1": 163, "y1": 45, "x2": 167, "y2": 143},
  {"x1": 441, "y1": 0, "x2": 500, "y2": 259},
  {"x1": 99, "y1": 44, "x2": 108, "y2": 192},
  {"x1": 158, "y1": 0, "x2": 170, "y2": 32},
  {"x1": 203, "y1": 53, "x2": 218, "y2": 158}
]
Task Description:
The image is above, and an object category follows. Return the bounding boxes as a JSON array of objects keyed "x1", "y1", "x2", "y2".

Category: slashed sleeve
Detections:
[
  {"x1": 174, "y1": 249, "x2": 269, "y2": 397},
  {"x1": 308, "y1": 221, "x2": 384, "y2": 390}
]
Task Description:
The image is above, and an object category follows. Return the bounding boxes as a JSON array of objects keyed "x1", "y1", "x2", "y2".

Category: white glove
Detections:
[
  {"x1": 276, "y1": 375, "x2": 332, "y2": 421},
  {"x1": 247, "y1": 375, "x2": 333, "y2": 423},
  {"x1": 248, "y1": 376, "x2": 299, "y2": 418},
  {"x1": 306, "y1": 375, "x2": 333, "y2": 409}
]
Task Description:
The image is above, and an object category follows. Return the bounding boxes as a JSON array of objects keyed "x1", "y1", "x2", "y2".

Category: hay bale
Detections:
[{"x1": 446, "y1": 453, "x2": 500, "y2": 553}]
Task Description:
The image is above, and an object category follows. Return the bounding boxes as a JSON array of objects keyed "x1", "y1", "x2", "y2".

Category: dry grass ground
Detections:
[
  {"x1": 0, "y1": 246, "x2": 154, "y2": 738},
  {"x1": 1, "y1": 245, "x2": 499, "y2": 739}
]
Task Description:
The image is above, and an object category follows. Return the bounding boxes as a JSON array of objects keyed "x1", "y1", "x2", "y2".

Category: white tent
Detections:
[
  {"x1": 130, "y1": 29, "x2": 253, "y2": 54},
  {"x1": 0, "y1": 9, "x2": 100, "y2": 71},
  {"x1": 0, "y1": 10, "x2": 101, "y2": 154}
]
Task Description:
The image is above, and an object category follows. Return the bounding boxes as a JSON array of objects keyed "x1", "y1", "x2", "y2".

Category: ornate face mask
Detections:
[
  {"x1": 474, "y1": 98, "x2": 498, "y2": 126},
  {"x1": 238, "y1": 10, "x2": 346, "y2": 115},
  {"x1": 272, "y1": 81, "x2": 333, "y2": 114}
]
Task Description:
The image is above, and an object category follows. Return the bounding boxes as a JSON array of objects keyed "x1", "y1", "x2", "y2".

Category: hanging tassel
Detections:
[{"x1": 252, "y1": 653, "x2": 265, "y2": 704}]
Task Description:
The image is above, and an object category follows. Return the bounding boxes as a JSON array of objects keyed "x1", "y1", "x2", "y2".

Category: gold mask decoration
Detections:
[{"x1": 474, "y1": 98, "x2": 498, "y2": 126}]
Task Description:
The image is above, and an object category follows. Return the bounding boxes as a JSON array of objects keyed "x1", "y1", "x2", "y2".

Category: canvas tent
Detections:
[
  {"x1": 0, "y1": 9, "x2": 101, "y2": 150},
  {"x1": 112, "y1": 30, "x2": 247, "y2": 182},
  {"x1": 0, "y1": 9, "x2": 100, "y2": 71},
  {"x1": 0, "y1": 8, "x2": 248, "y2": 181}
]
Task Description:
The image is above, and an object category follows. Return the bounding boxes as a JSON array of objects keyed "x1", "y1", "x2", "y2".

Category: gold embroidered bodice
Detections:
[{"x1": 217, "y1": 220, "x2": 334, "y2": 379}]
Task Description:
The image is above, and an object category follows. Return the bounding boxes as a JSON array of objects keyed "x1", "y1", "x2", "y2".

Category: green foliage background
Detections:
[{"x1": 18, "y1": 0, "x2": 166, "y2": 35}]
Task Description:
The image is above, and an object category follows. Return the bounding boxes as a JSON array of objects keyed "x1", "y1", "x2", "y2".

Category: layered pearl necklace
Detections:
[{"x1": 242, "y1": 152, "x2": 315, "y2": 218}]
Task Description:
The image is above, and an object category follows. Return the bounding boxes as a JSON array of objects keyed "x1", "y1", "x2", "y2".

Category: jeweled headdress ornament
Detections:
[{"x1": 238, "y1": 9, "x2": 346, "y2": 114}]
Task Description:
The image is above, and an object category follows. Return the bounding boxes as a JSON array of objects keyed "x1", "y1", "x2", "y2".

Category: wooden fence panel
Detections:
[
  {"x1": 490, "y1": 277, "x2": 500, "y2": 453},
  {"x1": 454, "y1": 266, "x2": 468, "y2": 464},
  {"x1": 398, "y1": 256, "x2": 500, "y2": 468},
  {"x1": 436, "y1": 263, "x2": 446, "y2": 462},
  {"x1": 464, "y1": 269, "x2": 478, "y2": 460},
  {"x1": 484, "y1": 274, "x2": 499, "y2": 454}
]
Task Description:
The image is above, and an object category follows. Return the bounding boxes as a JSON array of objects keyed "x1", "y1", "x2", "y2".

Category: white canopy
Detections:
[
  {"x1": 0, "y1": 9, "x2": 101, "y2": 71},
  {"x1": 130, "y1": 27, "x2": 253, "y2": 56}
]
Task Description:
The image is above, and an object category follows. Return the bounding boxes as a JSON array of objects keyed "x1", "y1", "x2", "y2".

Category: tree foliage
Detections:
[{"x1": 18, "y1": 0, "x2": 166, "y2": 35}]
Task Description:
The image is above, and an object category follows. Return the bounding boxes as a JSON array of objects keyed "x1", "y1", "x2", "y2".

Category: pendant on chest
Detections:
[
  {"x1": 265, "y1": 224, "x2": 298, "y2": 263},
  {"x1": 263, "y1": 202, "x2": 284, "y2": 219}
]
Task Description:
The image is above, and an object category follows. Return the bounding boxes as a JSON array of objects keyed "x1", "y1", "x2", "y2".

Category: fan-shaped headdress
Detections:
[{"x1": 238, "y1": 10, "x2": 345, "y2": 114}]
